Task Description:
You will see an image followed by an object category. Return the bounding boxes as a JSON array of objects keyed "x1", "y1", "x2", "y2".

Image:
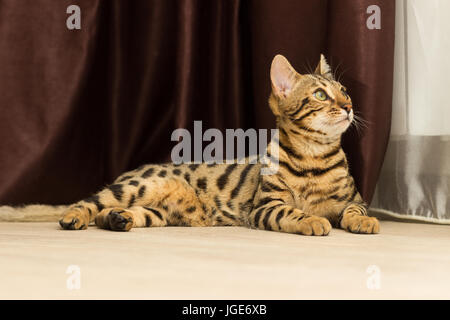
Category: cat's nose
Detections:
[{"x1": 340, "y1": 104, "x2": 352, "y2": 114}]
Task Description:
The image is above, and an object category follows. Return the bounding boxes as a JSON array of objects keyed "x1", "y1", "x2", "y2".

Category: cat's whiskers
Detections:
[
  {"x1": 332, "y1": 61, "x2": 343, "y2": 82},
  {"x1": 350, "y1": 111, "x2": 370, "y2": 137},
  {"x1": 336, "y1": 66, "x2": 349, "y2": 83},
  {"x1": 304, "y1": 60, "x2": 316, "y2": 75}
]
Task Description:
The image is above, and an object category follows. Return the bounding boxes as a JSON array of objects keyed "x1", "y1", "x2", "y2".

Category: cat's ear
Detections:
[
  {"x1": 314, "y1": 54, "x2": 334, "y2": 80},
  {"x1": 270, "y1": 55, "x2": 300, "y2": 98}
]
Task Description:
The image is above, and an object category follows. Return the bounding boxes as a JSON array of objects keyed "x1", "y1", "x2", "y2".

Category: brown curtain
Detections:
[{"x1": 0, "y1": 0, "x2": 395, "y2": 206}]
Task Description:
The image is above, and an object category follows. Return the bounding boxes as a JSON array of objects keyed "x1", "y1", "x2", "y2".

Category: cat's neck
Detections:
[{"x1": 277, "y1": 124, "x2": 342, "y2": 159}]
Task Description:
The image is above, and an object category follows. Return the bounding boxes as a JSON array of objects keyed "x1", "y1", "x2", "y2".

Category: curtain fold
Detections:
[
  {"x1": 0, "y1": 0, "x2": 395, "y2": 206},
  {"x1": 327, "y1": 0, "x2": 395, "y2": 202},
  {"x1": 372, "y1": 0, "x2": 450, "y2": 223}
]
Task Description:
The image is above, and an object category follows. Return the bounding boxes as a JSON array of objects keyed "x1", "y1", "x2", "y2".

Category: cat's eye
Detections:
[{"x1": 314, "y1": 89, "x2": 328, "y2": 101}]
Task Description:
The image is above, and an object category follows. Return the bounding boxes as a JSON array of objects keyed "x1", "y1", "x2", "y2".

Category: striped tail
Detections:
[{"x1": 0, "y1": 205, "x2": 68, "y2": 222}]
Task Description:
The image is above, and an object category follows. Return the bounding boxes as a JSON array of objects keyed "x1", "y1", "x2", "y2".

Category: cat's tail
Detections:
[{"x1": 0, "y1": 205, "x2": 68, "y2": 222}]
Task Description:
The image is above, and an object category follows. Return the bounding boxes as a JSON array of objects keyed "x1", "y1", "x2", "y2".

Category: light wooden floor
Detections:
[{"x1": 1, "y1": 221, "x2": 449, "y2": 299}]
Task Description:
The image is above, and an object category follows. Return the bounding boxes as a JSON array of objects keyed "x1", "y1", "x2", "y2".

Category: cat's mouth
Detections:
[
  {"x1": 325, "y1": 117, "x2": 351, "y2": 126},
  {"x1": 336, "y1": 117, "x2": 351, "y2": 124}
]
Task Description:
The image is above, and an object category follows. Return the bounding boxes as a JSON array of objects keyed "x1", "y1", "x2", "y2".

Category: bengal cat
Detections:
[{"x1": 1, "y1": 54, "x2": 379, "y2": 235}]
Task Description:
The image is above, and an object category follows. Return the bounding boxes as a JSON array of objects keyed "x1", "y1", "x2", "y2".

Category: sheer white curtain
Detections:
[{"x1": 371, "y1": 0, "x2": 450, "y2": 223}]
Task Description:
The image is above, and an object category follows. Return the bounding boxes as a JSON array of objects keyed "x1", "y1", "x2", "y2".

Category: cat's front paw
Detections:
[
  {"x1": 341, "y1": 215, "x2": 379, "y2": 234},
  {"x1": 297, "y1": 216, "x2": 331, "y2": 236},
  {"x1": 59, "y1": 208, "x2": 89, "y2": 230}
]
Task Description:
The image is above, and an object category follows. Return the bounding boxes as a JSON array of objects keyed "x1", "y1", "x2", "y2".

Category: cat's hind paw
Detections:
[
  {"x1": 59, "y1": 208, "x2": 89, "y2": 230},
  {"x1": 95, "y1": 208, "x2": 134, "y2": 232}
]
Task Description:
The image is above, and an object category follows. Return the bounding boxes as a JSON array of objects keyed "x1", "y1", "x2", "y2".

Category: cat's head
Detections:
[{"x1": 269, "y1": 54, "x2": 353, "y2": 139}]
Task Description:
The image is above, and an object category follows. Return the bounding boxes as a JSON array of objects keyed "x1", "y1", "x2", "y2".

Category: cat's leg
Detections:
[
  {"x1": 59, "y1": 181, "x2": 144, "y2": 230},
  {"x1": 90, "y1": 176, "x2": 212, "y2": 231},
  {"x1": 59, "y1": 195, "x2": 107, "y2": 230},
  {"x1": 59, "y1": 166, "x2": 212, "y2": 231},
  {"x1": 339, "y1": 202, "x2": 380, "y2": 234},
  {"x1": 249, "y1": 199, "x2": 331, "y2": 236},
  {"x1": 94, "y1": 206, "x2": 168, "y2": 231}
]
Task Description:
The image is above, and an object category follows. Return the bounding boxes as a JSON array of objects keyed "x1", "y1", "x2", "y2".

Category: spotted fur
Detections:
[{"x1": 1, "y1": 54, "x2": 379, "y2": 235}]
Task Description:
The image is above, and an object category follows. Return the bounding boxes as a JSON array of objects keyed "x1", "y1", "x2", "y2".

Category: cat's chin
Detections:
[
  {"x1": 317, "y1": 119, "x2": 351, "y2": 135},
  {"x1": 334, "y1": 118, "x2": 352, "y2": 129}
]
